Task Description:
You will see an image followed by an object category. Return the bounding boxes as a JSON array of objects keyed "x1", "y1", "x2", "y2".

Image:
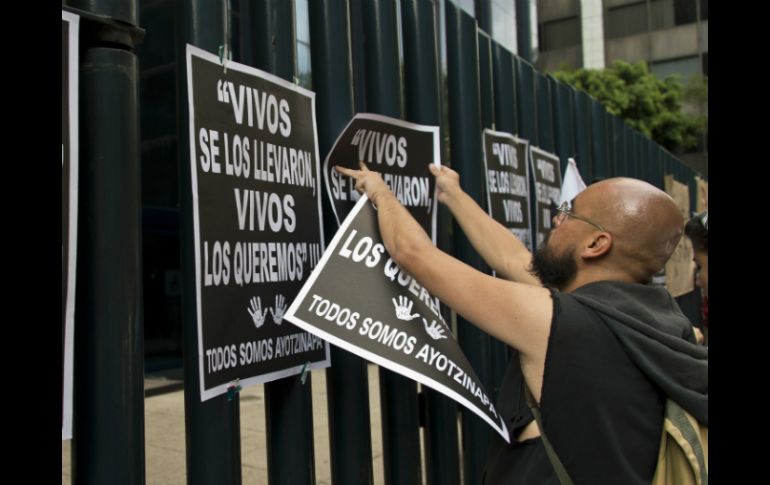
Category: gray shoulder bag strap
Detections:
[{"x1": 523, "y1": 385, "x2": 575, "y2": 485}]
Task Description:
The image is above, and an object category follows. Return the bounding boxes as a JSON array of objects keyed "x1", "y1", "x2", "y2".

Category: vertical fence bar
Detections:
[
  {"x1": 401, "y1": 2, "x2": 461, "y2": 484},
  {"x1": 625, "y1": 127, "x2": 637, "y2": 180},
  {"x1": 572, "y1": 88, "x2": 592, "y2": 180},
  {"x1": 176, "y1": 1, "x2": 243, "y2": 483},
  {"x1": 605, "y1": 112, "x2": 615, "y2": 177},
  {"x1": 550, "y1": 77, "x2": 575, "y2": 175},
  {"x1": 478, "y1": 30, "x2": 495, "y2": 131},
  {"x1": 308, "y1": 1, "x2": 376, "y2": 483},
  {"x1": 638, "y1": 134, "x2": 650, "y2": 185},
  {"x1": 535, "y1": 72, "x2": 555, "y2": 154},
  {"x1": 514, "y1": 56, "x2": 537, "y2": 146},
  {"x1": 492, "y1": 43, "x2": 517, "y2": 135},
  {"x1": 359, "y1": 1, "x2": 422, "y2": 483},
  {"x1": 611, "y1": 115, "x2": 626, "y2": 177},
  {"x1": 244, "y1": 2, "x2": 318, "y2": 483},
  {"x1": 445, "y1": 4, "x2": 493, "y2": 484},
  {"x1": 478, "y1": 34, "x2": 510, "y2": 424},
  {"x1": 514, "y1": 55, "x2": 538, "y2": 255},
  {"x1": 590, "y1": 99, "x2": 608, "y2": 182},
  {"x1": 647, "y1": 134, "x2": 657, "y2": 184},
  {"x1": 71, "y1": 1, "x2": 145, "y2": 481},
  {"x1": 515, "y1": 0, "x2": 532, "y2": 62}
]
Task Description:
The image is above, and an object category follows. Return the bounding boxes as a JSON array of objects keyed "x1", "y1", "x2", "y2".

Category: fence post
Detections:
[
  {"x1": 176, "y1": 1, "x2": 243, "y2": 483},
  {"x1": 68, "y1": 1, "x2": 146, "y2": 482}
]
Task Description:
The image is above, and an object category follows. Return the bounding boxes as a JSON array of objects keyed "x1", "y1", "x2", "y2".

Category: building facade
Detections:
[{"x1": 536, "y1": 0, "x2": 708, "y2": 174}]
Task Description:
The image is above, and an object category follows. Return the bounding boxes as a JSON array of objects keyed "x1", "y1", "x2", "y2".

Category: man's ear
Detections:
[{"x1": 581, "y1": 232, "x2": 612, "y2": 259}]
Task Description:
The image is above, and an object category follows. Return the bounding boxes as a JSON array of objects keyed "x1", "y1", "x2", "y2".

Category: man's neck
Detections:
[{"x1": 561, "y1": 270, "x2": 635, "y2": 294}]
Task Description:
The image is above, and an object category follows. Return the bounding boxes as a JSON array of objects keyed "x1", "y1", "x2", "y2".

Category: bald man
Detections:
[{"x1": 337, "y1": 162, "x2": 708, "y2": 484}]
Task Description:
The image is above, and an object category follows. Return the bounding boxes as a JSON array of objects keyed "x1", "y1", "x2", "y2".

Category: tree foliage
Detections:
[{"x1": 552, "y1": 61, "x2": 706, "y2": 153}]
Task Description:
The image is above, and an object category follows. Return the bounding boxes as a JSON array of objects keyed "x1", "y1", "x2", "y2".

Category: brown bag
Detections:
[{"x1": 651, "y1": 399, "x2": 708, "y2": 485}]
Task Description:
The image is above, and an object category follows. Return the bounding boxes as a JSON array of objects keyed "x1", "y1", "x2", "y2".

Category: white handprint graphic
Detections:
[
  {"x1": 392, "y1": 295, "x2": 420, "y2": 321},
  {"x1": 247, "y1": 296, "x2": 268, "y2": 329},
  {"x1": 270, "y1": 294, "x2": 288, "y2": 325},
  {"x1": 422, "y1": 317, "x2": 448, "y2": 340}
]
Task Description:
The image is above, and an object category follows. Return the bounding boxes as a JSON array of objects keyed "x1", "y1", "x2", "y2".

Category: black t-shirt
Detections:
[{"x1": 484, "y1": 291, "x2": 664, "y2": 484}]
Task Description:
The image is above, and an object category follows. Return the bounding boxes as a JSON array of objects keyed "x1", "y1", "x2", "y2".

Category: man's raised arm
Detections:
[{"x1": 429, "y1": 164, "x2": 540, "y2": 285}]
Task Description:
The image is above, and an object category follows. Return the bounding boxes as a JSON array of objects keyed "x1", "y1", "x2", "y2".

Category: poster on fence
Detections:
[
  {"x1": 62, "y1": 9, "x2": 79, "y2": 441},
  {"x1": 529, "y1": 146, "x2": 563, "y2": 248},
  {"x1": 284, "y1": 195, "x2": 511, "y2": 443},
  {"x1": 323, "y1": 113, "x2": 440, "y2": 241},
  {"x1": 664, "y1": 175, "x2": 695, "y2": 297},
  {"x1": 482, "y1": 129, "x2": 533, "y2": 252},
  {"x1": 186, "y1": 45, "x2": 330, "y2": 401}
]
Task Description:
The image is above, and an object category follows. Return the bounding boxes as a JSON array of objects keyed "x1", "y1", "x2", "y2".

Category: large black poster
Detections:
[
  {"x1": 530, "y1": 146, "x2": 563, "y2": 248},
  {"x1": 285, "y1": 196, "x2": 510, "y2": 443},
  {"x1": 62, "y1": 9, "x2": 79, "y2": 441},
  {"x1": 323, "y1": 113, "x2": 440, "y2": 241},
  {"x1": 482, "y1": 129, "x2": 533, "y2": 252},
  {"x1": 186, "y1": 45, "x2": 329, "y2": 401}
]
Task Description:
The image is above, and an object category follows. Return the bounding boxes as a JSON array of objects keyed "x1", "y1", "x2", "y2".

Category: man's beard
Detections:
[{"x1": 530, "y1": 234, "x2": 577, "y2": 291}]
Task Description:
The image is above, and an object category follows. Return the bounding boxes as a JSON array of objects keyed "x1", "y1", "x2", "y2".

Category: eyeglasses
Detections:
[
  {"x1": 693, "y1": 210, "x2": 708, "y2": 231},
  {"x1": 551, "y1": 199, "x2": 606, "y2": 232}
]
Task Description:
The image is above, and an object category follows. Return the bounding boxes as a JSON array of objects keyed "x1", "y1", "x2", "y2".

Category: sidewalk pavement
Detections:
[{"x1": 62, "y1": 365, "x2": 387, "y2": 484}]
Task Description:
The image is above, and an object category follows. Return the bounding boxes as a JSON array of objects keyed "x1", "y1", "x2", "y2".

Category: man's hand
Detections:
[
  {"x1": 428, "y1": 164, "x2": 461, "y2": 205},
  {"x1": 335, "y1": 161, "x2": 391, "y2": 204},
  {"x1": 248, "y1": 296, "x2": 268, "y2": 329},
  {"x1": 422, "y1": 317, "x2": 448, "y2": 340},
  {"x1": 392, "y1": 295, "x2": 420, "y2": 321},
  {"x1": 270, "y1": 294, "x2": 288, "y2": 325}
]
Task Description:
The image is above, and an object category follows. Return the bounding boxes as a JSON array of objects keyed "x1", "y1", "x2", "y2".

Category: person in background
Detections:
[{"x1": 685, "y1": 210, "x2": 708, "y2": 344}]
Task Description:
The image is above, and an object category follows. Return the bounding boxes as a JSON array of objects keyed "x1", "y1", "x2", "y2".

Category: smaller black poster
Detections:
[
  {"x1": 285, "y1": 196, "x2": 510, "y2": 443},
  {"x1": 529, "y1": 146, "x2": 563, "y2": 249},
  {"x1": 323, "y1": 113, "x2": 440, "y2": 241},
  {"x1": 482, "y1": 129, "x2": 533, "y2": 252}
]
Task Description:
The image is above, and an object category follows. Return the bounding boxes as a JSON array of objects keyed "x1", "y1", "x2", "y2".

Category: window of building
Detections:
[
  {"x1": 295, "y1": 0, "x2": 312, "y2": 89},
  {"x1": 450, "y1": 0, "x2": 476, "y2": 17},
  {"x1": 539, "y1": 16, "x2": 581, "y2": 51},
  {"x1": 649, "y1": 0, "x2": 675, "y2": 30},
  {"x1": 650, "y1": 55, "x2": 700, "y2": 80},
  {"x1": 673, "y1": 0, "x2": 696, "y2": 25},
  {"x1": 606, "y1": 1, "x2": 648, "y2": 39},
  {"x1": 491, "y1": 0, "x2": 517, "y2": 53}
]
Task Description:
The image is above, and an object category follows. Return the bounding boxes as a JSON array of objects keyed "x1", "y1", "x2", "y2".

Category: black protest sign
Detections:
[
  {"x1": 284, "y1": 196, "x2": 510, "y2": 443},
  {"x1": 186, "y1": 45, "x2": 329, "y2": 401},
  {"x1": 323, "y1": 113, "x2": 440, "y2": 241},
  {"x1": 482, "y1": 129, "x2": 533, "y2": 252},
  {"x1": 530, "y1": 146, "x2": 563, "y2": 249},
  {"x1": 62, "y1": 9, "x2": 79, "y2": 441}
]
